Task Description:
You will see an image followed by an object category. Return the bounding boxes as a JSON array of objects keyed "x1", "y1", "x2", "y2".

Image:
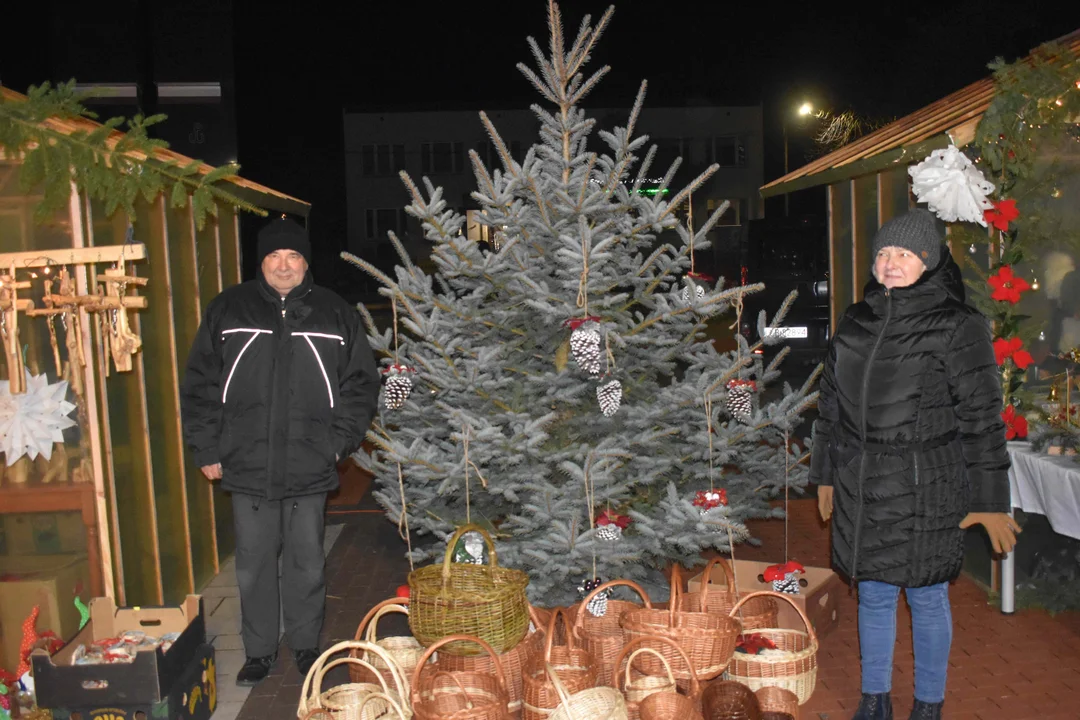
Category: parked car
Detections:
[{"x1": 738, "y1": 216, "x2": 830, "y2": 371}]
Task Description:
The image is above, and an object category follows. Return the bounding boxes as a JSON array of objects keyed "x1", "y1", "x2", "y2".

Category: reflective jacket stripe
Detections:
[
  {"x1": 296, "y1": 333, "x2": 335, "y2": 408},
  {"x1": 221, "y1": 329, "x2": 272, "y2": 402},
  {"x1": 294, "y1": 331, "x2": 345, "y2": 344}
]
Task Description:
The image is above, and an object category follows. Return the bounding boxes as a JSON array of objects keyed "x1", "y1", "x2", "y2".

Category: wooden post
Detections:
[{"x1": 0, "y1": 265, "x2": 33, "y2": 393}]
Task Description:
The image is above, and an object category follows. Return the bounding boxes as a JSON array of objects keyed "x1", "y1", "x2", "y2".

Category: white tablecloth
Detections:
[{"x1": 1007, "y1": 441, "x2": 1080, "y2": 541}]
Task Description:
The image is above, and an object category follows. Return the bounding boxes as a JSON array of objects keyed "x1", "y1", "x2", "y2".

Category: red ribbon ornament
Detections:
[
  {"x1": 563, "y1": 316, "x2": 603, "y2": 330},
  {"x1": 693, "y1": 489, "x2": 728, "y2": 509},
  {"x1": 763, "y1": 561, "x2": 805, "y2": 582}
]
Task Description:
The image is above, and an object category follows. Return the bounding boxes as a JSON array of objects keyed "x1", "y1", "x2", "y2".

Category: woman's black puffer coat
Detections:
[{"x1": 810, "y1": 250, "x2": 1011, "y2": 588}]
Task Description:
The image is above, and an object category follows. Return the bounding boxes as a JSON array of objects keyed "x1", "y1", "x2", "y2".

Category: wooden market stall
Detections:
[
  {"x1": 760, "y1": 30, "x2": 1080, "y2": 331},
  {"x1": 0, "y1": 86, "x2": 310, "y2": 647}
]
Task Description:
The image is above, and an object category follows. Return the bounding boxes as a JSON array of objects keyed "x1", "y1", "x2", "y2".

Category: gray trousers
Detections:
[{"x1": 232, "y1": 492, "x2": 327, "y2": 657}]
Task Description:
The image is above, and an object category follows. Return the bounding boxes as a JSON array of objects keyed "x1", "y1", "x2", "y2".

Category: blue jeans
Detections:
[{"x1": 858, "y1": 580, "x2": 952, "y2": 703}]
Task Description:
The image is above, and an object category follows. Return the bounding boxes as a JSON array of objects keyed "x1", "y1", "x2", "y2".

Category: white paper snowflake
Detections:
[
  {"x1": 908, "y1": 145, "x2": 995, "y2": 226},
  {"x1": 0, "y1": 371, "x2": 77, "y2": 466}
]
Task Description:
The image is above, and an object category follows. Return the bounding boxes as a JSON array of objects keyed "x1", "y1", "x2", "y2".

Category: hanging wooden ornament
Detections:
[{"x1": 0, "y1": 264, "x2": 32, "y2": 394}]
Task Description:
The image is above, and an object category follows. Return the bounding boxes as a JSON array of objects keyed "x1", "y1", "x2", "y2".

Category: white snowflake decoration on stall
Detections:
[
  {"x1": 908, "y1": 144, "x2": 995, "y2": 226},
  {"x1": 0, "y1": 371, "x2": 77, "y2": 466}
]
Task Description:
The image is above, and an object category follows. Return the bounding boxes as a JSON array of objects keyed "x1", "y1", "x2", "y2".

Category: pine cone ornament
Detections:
[
  {"x1": 596, "y1": 378, "x2": 623, "y2": 416},
  {"x1": 596, "y1": 524, "x2": 621, "y2": 541},
  {"x1": 570, "y1": 322, "x2": 602, "y2": 376},
  {"x1": 680, "y1": 273, "x2": 712, "y2": 303},
  {"x1": 725, "y1": 379, "x2": 756, "y2": 423},
  {"x1": 681, "y1": 284, "x2": 706, "y2": 303},
  {"x1": 772, "y1": 574, "x2": 802, "y2": 595},
  {"x1": 764, "y1": 562, "x2": 805, "y2": 595},
  {"x1": 596, "y1": 509, "x2": 630, "y2": 541},
  {"x1": 381, "y1": 364, "x2": 416, "y2": 410},
  {"x1": 577, "y1": 577, "x2": 609, "y2": 617}
]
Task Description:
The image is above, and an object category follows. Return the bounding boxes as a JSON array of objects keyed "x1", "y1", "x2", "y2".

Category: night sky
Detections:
[{"x1": 4, "y1": 1, "x2": 1079, "y2": 285}]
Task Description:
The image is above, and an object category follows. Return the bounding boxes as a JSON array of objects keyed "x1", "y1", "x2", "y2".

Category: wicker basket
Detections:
[
  {"x1": 409, "y1": 524, "x2": 530, "y2": 656},
  {"x1": 701, "y1": 681, "x2": 762, "y2": 720},
  {"x1": 297, "y1": 640, "x2": 411, "y2": 720},
  {"x1": 571, "y1": 579, "x2": 653, "y2": 687},
  {"x1": 545, "y1": 662, "x2": 628, "y2": 720},
  {"x1": 411, "y1": 634, "x2": 512, "y2": 720},
  {"x1": 754, "y1": 687, "x2": 798, "y2": 720},
  {"x1": 639, "y1": 692, "x2": 704, "y2": 720},
  {"x1": 722, "y1": 592, "x2": 818, "y2": 705},
  {"x1": 681, "y1": 558, "x2": 779, "y2": 632},
  {"x1": 349, "y1": 597, "x2": 425, "y2": 688},
  {"x1": 615, "y1": 636, "x2": 700, "y2": 720},
  {"x1": 355, "y1": 692, "x2": 410, "y2": 720},
  {"x1": 522, "y1": 608, "x2": 598, "y2": 720},
  {"x1": 436, "y1": 605, "x2": 549, "y2": 717},
  {"x1": 620, "y1": 567, "x2": 741, "y2": 681}
]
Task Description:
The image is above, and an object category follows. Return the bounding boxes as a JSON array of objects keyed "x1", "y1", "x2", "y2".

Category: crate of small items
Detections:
[{"x1": 30, "y1": 595, "x2": 216, "y2": 720}]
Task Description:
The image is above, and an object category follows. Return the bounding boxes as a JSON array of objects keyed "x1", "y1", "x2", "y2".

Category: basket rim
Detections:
[{"x1": 728, "y1": 628, "x2": 819, "y2": 665}]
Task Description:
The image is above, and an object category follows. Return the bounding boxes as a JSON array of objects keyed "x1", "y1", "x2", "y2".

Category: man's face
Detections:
[{"x1": 262, "y1": 250, "x2": 308, "y2": 296}]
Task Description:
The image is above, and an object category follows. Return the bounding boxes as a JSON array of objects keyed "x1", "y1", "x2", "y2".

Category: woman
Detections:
[{"x1": 811, "y1": 208, "x2": 1020, "y2": 720}]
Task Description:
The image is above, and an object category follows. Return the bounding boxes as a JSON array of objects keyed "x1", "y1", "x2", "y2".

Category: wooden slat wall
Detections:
[
  {"x1": 852, "y1": 175, "x2": 879, "y2": 296},
  {"x1": 90, "y1": 202, "x2": 163, "y2": 605},
  {"x1": 213, "y1": 209, "x2": 242, "y2": 560},
  {"x1": 828, "y1": 182, "x2": 854, "y2": 328},
  {"x1": 169, "y1": 202, "x2": 219, "y2": 590},
  {"x1": 138, "y1": 197, "x2": 195, "y2": 603}
]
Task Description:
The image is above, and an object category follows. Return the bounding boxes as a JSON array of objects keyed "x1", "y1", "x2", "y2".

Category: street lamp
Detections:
[{"x1": 783, "y1": 102, "x2": 817, "y2": 216}]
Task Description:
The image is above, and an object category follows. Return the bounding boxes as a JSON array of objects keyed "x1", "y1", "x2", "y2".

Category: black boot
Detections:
[
  {"x1": 236, "y1": 653, "x2": 277, "y2": 686},
  {"x1": 851, "y1": 692, "x2": 893, "y2": 720},
  {"x1": 909, "y1": 699, "x2": 943, "y2": 720}
]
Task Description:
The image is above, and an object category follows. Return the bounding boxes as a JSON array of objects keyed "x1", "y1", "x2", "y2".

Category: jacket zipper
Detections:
[{"x1": 852, "y1": 291, "x2": 893, "y2": 585}]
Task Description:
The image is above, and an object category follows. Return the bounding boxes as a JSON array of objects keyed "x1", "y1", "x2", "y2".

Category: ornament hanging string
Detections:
[
  {"x1": 688, "y1": 193, "x2": 695, "y2": 275},
  {"x1": 604, "y1": 331, "x2": 616, "y2": 375},
  {"x1": 729, "y1": 290, "x2": 745, "y2": 363},
  {"x1": 461, "y1": 424, "x2": 488, "y2": 526},
  {"x1": 396, "y1": 462, "x2": 414, "y2": 572},
  {"x1": 705, "y1": 392, "x2": 715, "y2": 492},
  {"x1": 784, "y1": 427, "x2": 790, "y2": 563},
  {"x1": 577, "y1": 234, "x2": 590, "y2": 315},
  {"x1": 584, "y1": 458, "x2": 598, "y2": 579},
  {"x1": 392, "y1": 296, "x2": 400, "y2": 364}
]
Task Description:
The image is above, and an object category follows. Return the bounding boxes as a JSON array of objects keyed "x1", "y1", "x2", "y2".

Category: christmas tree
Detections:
[{"x1": 343, "y1": 1, "x2": 818, "y2": 605}]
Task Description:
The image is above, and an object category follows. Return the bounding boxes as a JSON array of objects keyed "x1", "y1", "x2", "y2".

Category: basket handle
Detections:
[
  {"x1": 545, "y1": 662, "x2": 579, "y2": 720},
  {"x1": 430, "y1": 670, "x2": 477, "y2": 710},
  {"x1": 571, "y1": 578, "x2": 653, "y2": 639},
  {"x1": 315, "y1": 656, "x2": 390, "y2": 699},
  {"x1": 528, "y1": 603, "x2": 550, "y2": 631},
  {"x1": 543, "y1": 607, "x2": 576, "y2": 661},
  {"x1": 696, "y1": 556, "x2": 735, "y2": 610},
  {"x1": 728, "y1": 590, "x2": 819, "y2": 645},
  {"x1": 613, "y1": 634, "x2": 699, "y2": 699},
  {"x1": 621, "y1": 648, "x2": 674, "y2": 690},
  {"x1": 441, "y1": 524, "x2": 499, "y2": 582},
  {"x1": 352, "y1": 596, "x2": 410, "y2": 643},
  {"x1": 668, "y1": 565, "x2": 684, "y2": 623},
  {"x1": 299, "y1": 640, "x2": 407, "y2": 716},
  {"x1": 355, "y1": 691, "x2": 409, "y2": 720},
  {"x1": 409, "y1": 633, "x2": 508, "y2": 707}
]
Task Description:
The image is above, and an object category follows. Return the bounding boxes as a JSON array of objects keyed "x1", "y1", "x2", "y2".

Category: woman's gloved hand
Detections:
[
  {"x1": 959, "y1": 513, "x2": 1021, "y2": 554},
  {"x1": 818, "y1": 486, "x2": 834, "y2": 522}
]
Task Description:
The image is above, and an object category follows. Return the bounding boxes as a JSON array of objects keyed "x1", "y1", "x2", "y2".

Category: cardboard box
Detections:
[
  {"x1": 0, "y1": 553, "x2": 91, "y2": 672},
  {"x1": 687, "y1": 559, "x2": 843, "y2": 640},
  {"x1": 49, "y1": 642, "x2": 217, "y2": 720},
  {"x1": 33, "y1": 595, "x2": 207, "y2": 711}
]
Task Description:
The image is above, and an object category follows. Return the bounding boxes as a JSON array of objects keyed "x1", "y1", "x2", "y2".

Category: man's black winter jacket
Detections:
[
  {"x1": 180, "y1": 271, "x2": 379, "y2": 500},
  {"x1": 810, "y1": 252, "x2": 1010, "y2": 588}
]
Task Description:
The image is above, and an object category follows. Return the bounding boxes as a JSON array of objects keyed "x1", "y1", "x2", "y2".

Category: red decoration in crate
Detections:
[
  {"x1": 693, "y1": 489, "x2": 728, "y2": 512},
  {"x1": 984, "y1": 199, "x2": 1019, "y2": 232},
  {"x1": 988, "y1": 266, "x2": 1030, "y2": 304},
  {"x1": 1001, "y1": 405, "x2": 1029, "y2": 440},
  {"x1": 735, "y1": 633, "x2": 778, "y2": 655}
]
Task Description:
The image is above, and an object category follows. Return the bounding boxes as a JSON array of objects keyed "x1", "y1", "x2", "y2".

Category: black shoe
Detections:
[
  {"x1": 294, "y1": 648, "x2": 320, "y2": 677},
  {"x1": 909, "y1": 700, "x2": 943, "y2": 720},
  {"x1": 236, "y1": 654, "x2": 276, "y2": 686},
  {"x1": 852, "y1": 692, "x2": 893, "y2": 720}
]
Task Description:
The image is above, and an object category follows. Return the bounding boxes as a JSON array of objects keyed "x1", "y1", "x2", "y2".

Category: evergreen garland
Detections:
[{"x1": 0, "y1": 81, "x2": 266, "y2": 228}]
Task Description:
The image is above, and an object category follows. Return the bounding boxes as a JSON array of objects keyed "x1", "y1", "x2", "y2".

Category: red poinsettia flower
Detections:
[
  {"x1": 1002, "y1": 405, "x2": 1029, "y2": 440},
  {"x1": 993, "y1": 337, "x2": 1034, "y2": 369},
  {"x1": 988, "y1": 266, "x2": 1031, "y2": 304},
  {"x1": 984, "y1": 199, "x2": 1020, "y2": 232},
  {"x1": 596, "y1": 509, "x2": 631, "y2": 529},
  {"x1": 693, "y1": 489, "x2": 728, "y2": 509}
]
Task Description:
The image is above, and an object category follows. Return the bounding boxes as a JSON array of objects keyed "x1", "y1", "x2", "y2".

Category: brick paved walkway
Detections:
[{"x1": 232, "y1": 495, "x2": 1080, "y2": 720}]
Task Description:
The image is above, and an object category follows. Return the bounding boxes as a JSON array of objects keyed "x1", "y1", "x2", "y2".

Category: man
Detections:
[{"x1": 180, "y1": 217, "x2": 380, "y2": 685}]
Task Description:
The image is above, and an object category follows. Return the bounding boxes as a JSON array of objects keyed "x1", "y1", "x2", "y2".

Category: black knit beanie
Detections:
[
  {"x1": 257, "y1": 217, "x2": 311, "y2": 264},
  {"x1": 871, "y1": 208, "x2": 943, "y2": 271}
]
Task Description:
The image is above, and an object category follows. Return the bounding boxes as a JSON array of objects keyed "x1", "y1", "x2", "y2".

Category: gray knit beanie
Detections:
[{"x1": 871, "y1": 208, "x2": 943, "y2": 271}]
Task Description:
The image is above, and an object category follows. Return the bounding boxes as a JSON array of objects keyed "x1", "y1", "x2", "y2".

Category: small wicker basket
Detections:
[
  {"x1": 545, "y1": 662, "x2": 628, "y2": 720},
  {"x1": 571, "y1": 579, "x2": 653, "y2": 687},
  {"x1": 349, "y1": 597, "x2": 424, "y2": 689},
  {"x1": 701, "y1": 681, "x2": 763, "y2": 720},
  {"x1": 522, "y1": 608, "x2": 598, "y2": 720},
  {"x1": 681, "y1": 558, "x2": 779, "y2": 632},
  {"x1": 411, "y1": 634, "x2": 511, "y2": 720}
]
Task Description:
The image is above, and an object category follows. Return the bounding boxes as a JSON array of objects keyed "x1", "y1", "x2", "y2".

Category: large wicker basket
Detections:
[
  {"x1": 570, "y1": 579, "x2": 652, "y2": 687},
  {"x1": 435, "y1": 604, "x2": 549, "y2": 717},
  {"x1": 297, "y1": 640, "x2": 411, "y2": 720},
  {"x1": 681, "y1": 558, "x2": 778, "y2": 632},
  {"x1": 409, "y1": 524, "x2": 530, "y2": 656},
  {"x1": 522, "y1": 608, "x2": 597, "y2": 720},
  {"x1": 722, "y1": 592, "x2": 818, "y2": 705},
  {"x1": 349, "y1": 597, "x2": 424, "y2": 688},
  {"x1": 620, "y1": 567, "x2": 741, "y2": 681},
  {"x1": 701, "y1": 681, "x2": 762, "y2": 720},
  {"x1": 411, "y1": 634, "x2": 512, "y2": 720}
]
